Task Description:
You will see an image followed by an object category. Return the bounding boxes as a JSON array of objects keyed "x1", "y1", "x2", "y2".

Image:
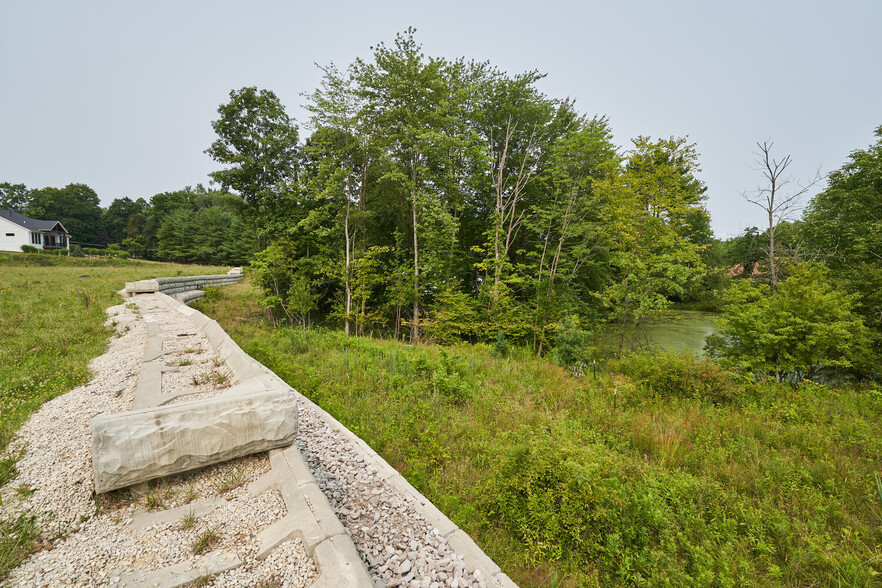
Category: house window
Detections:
[
  {"x1": 5, "y1": 233, "x2": 13, "y2": 237},
  {"x1": 31, "y1": 232, "x2": 42, "y2": 244}
]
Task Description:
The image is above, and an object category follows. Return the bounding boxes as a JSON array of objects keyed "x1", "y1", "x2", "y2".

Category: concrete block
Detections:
[
  {"x1": 248, "y1": 470, "x2": 282, "y2": 497},
  {"x1": 280, "y1": 445, "x2": 316, "y2": 487},
  {"x1": 129, "y1": 498, "x2": 223, "y2": 530},
  {"x1": 92, "y1": 389, "x2": 298, "y2": 493},
  {"x1": 299, "y1": 481, "x2": 348, "y2": 539},
  {"x1": 445, "y1": 529, "x2": 501, "y2": 578},
  {"x1": 311, "y1": 536, "x2": 374, "y2": 587},
  {"x1": 143, "y1": 337, "x2": 163, "y2": 362},
  {"x1": 114, "y1": 550, "x2": 241, "y2": 587},
  {"x1": 125, "y1": 279, "x2": 160, "y2": 293}
]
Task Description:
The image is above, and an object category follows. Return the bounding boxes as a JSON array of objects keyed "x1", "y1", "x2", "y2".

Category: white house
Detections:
[{"x1": 0, "y1": 210, "x2": 71, "y2": 252}]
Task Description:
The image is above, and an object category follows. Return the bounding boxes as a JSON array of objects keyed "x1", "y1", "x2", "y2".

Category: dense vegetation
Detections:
[
  {"x1": 1, "y1": 28, "x2": 880, "y2": 587},
  {"x1": 195, "y1": 280, "x2": 882, "y2": 587}
]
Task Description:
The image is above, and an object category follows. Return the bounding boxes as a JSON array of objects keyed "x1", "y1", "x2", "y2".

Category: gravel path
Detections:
[
  {"x1": 1, "y1": 299, "x2": 315, "y2": 587},
  {"x1": 1, "y1": 292, "x2": 493, "y2": 588}
]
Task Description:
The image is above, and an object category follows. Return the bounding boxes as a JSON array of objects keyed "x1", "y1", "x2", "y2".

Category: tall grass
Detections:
[
  {"x1": 197, "y1": 279, "x2": 882, "y2": 587},
  {"x1": 0, "y1": 252, "x2": 229, "y2": 578}
]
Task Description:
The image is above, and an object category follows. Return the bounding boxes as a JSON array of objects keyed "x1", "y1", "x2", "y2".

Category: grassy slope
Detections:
[
  {"x1": 0, "y1": 252, "x2": 229, "y2": 576},
  {"x1": 197, "y1": 279, "x2": 882, "y2": 588}
]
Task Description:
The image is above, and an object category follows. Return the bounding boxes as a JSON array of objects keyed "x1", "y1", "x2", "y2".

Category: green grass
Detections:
[
  {"x1": 0, "y1": 252, "x2": 229, "y2": 578},
  {"x1": 196, "y1": 279, "x2": 882, "y2": 587}
]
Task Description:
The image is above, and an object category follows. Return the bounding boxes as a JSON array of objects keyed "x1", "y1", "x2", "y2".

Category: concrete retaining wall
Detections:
[
  {"x1": 124, "y1": 267, "x2": 243, "y2": 296},
  {"x1": 160, "y1": 291, "x2": 518, "y2": 588}
]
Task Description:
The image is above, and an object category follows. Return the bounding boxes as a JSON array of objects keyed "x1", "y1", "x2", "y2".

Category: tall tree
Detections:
[
  {"x1": 305, "y1": 63, "x2": 369, "y2": 337},
  {"x1": 741, "y1": 141, "x2": 821, "y2": 293},
  {"x1": 353, "y1": 28, "x2": 462, "y2": 342},
  {"x1": 801, "y1": 125, "x2": 882, "y2": 331},
  {"x1": 596, "y1": 137, "x2": 709, "y2": 354},
  {"x1": 26, "y1": 183, "x2": 103, "y2": 245},
  {"x1": 0, "y1": 183, "x2": 30, "y2": 213},
  {"x1": 206, "y1": 87, "x2": 300, "y2": 227}
]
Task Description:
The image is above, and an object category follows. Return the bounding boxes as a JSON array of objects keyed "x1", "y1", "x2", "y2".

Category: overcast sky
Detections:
[{"x1": 1, "y1": 1, "x2": 879, "y2": 238}]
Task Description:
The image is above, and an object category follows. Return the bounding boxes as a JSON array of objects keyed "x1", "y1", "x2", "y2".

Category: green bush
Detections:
[
  {"x1": 69, "y1": 245, "x2": 84, "y2": 257},
  {"x1": 614, "y1": 351, "x2": 741, "y2": 404},
  {"x1": 551, "y1": 314, "x2": 594, "y2": 368},
  {"x1": 19, "y1": 245, "x2": 37, "y2": 254},
  {"x1": 116, "y1": 251, "x2": 130, "y2": 260},
  {"x1": 487, "y1": 426, "x2": 763, "y2": 586}
]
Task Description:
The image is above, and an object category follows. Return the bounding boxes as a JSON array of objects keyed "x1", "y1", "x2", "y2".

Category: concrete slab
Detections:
[
  {"x1": 129, "y1": 498, "x2": 224, "y2": 531},
  {"x1": 311, "y1": 536, "x2": 374, "y2": 587},
  {"x1": 113, "y1": 550, "x2": 241, "y2": 587},
  {"x1": 143, "y1": 337, "x2": 163, "y2": 362}
]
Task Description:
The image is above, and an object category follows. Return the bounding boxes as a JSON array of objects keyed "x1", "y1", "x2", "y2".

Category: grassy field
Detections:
[
  {"x1": 195, "y1": 279, "x2": 882, "y2": 587},
  {"x1": 0, "y1": 252, "x2": 229, "y2": 576}
]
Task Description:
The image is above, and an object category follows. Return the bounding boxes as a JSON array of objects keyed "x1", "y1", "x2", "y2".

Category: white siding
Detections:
[{"x1": 0, "y1": 216, "x2": 38, "y2": 252}]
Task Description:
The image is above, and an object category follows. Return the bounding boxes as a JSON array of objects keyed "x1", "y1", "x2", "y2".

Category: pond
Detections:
[{"x1": 642, "y1": 311, "x2": 718, "y2": 356}]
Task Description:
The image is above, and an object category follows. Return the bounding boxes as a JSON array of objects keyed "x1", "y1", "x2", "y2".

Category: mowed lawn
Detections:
[{"x1": 0, "y1": 253, "x2": 229, "y2": 472}]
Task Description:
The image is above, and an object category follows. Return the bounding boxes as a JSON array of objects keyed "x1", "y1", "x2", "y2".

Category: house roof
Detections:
[{"x1": 0, "y1": 209, "x2": 69, "y2": 234}]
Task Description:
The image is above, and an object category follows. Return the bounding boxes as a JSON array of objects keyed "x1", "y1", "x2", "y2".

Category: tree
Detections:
[
  {"x1": 596, "y1": 137, "x2": 709, "y2": 355},
  {"x1": 0, "y1": 183, "x2": 30, "y2": 212},
  {"x1": 206, "y1": 87, "x2": 300, "y2": 224},
  {"x1": 741, "y1": 141, "x2": 821, "y2": 293},
  {"x1": 801, "y1": 125, "x2": 882, "y2": 331},
  {"x1": 103, "y1": 197, "x2": 147, "y2": 244},
  {"x1": 304, "y1": 64, "x2": 369, "y2": 337},
  {"x1": 26, "y1": 183, "x2": 103, "y2": 245},
  {"x1": 353, "y1": 28, "x2": 463, "y2": 342},
  {"x1": 706, "y1": 263, "x2": 870, "y2": 383}
]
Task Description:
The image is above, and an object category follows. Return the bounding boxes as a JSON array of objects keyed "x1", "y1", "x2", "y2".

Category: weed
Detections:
[
  {"x1": 213, "y1": 465, "x2": 245, "y2": 495},
  {"x1": 143, "y1": 489, "x2": 165, "y2": 511},
  {"x1": 0, "y1": 512, "x2": 39, "y2": 578},
  {"x1": 177, "y1": 358, "x2": 193, "y2": 367},
  {"x1": 191, "y1": 527, "x2": 219, "y2": 555},
  {"x1": 13, "y1": 484, "x2": 35, "y2": 500},
  {"x1": 183, "y1": 485, "x2": 199, "y2": 504},
  {"x1": 180, "y1": 510, "x2": 197, "y2": 529},
  {"x1": 189, "y1": 575, "x2": 212, "y2": 587}
]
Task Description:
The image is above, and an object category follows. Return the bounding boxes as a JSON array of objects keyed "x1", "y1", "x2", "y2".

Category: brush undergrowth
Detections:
[
  {"x1": 194, "y1": 279, "x2": 882, "y2": 587},
  {"x1": 0, "y1": 253, "x2": 228, "y2": 579}
]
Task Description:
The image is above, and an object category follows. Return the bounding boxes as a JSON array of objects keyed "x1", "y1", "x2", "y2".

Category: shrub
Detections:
[
  {"x1": 614, "y1": 351, "x2": 741, "y2": 404},
  {"x1": 19, "y1": 245, "x2": 37, "y2": 254},
  {"x1": 117, "y1": 251, "x2": 130, "y2": 260},
  {"x1": 69, "y1": 245, "x2": 84, "y2": 257},
  {"x1": 550, "y1": 315, "x2": 594, "y2": 368}
]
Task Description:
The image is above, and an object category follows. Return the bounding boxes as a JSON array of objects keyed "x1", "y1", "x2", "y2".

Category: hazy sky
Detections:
[{"x1": 1, "y1": 1, "x2": 879, "y2": 238}]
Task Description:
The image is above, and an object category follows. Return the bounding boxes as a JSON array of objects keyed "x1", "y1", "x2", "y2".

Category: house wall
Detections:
[{"x1": 0, "y1": 216, "x2": 42, "y2": 252}]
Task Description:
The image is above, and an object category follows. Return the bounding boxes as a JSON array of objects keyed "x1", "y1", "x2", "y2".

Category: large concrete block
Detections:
[{"x1": 92, "y1": 390, "x2": 298, "y2": 493}]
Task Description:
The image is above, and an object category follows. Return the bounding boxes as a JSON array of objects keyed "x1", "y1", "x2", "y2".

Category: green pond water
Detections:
[{"x1": 641, "y1": 311, "x2": 718, "y2": 356}]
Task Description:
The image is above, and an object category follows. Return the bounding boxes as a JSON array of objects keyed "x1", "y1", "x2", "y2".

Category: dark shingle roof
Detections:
[{"x1": 0, "y1": 210, "x2": 69, "y2": 233}]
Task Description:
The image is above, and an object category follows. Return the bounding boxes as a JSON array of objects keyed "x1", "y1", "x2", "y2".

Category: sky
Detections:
[{"x1": 1, "y1": 1, "x2": 879, "y2": 238}]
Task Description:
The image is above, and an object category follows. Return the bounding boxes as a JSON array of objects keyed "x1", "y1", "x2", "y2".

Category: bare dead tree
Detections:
[{"x1": 741, "y1": 141, "x2": 822, "y2": 293}]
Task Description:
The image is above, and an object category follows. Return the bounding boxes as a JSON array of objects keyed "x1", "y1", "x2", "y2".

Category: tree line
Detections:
[
  {"x1": 0, "y1": 182, "x2": 254, "y2": 265},
  {"x1": 208, "y1": 29, "x2": 716, "y2": 356}
]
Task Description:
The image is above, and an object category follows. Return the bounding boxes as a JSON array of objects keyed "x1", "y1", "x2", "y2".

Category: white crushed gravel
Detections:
[
  {"x1": 296, "y1": 406, "x2": 487, "y2": 588},
  {"x1": 2, "y1": 290, "x2": 496, "y2": 588},
  {"x1": 0, "y1": 297, "x2": 315, "y2": 588}
]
